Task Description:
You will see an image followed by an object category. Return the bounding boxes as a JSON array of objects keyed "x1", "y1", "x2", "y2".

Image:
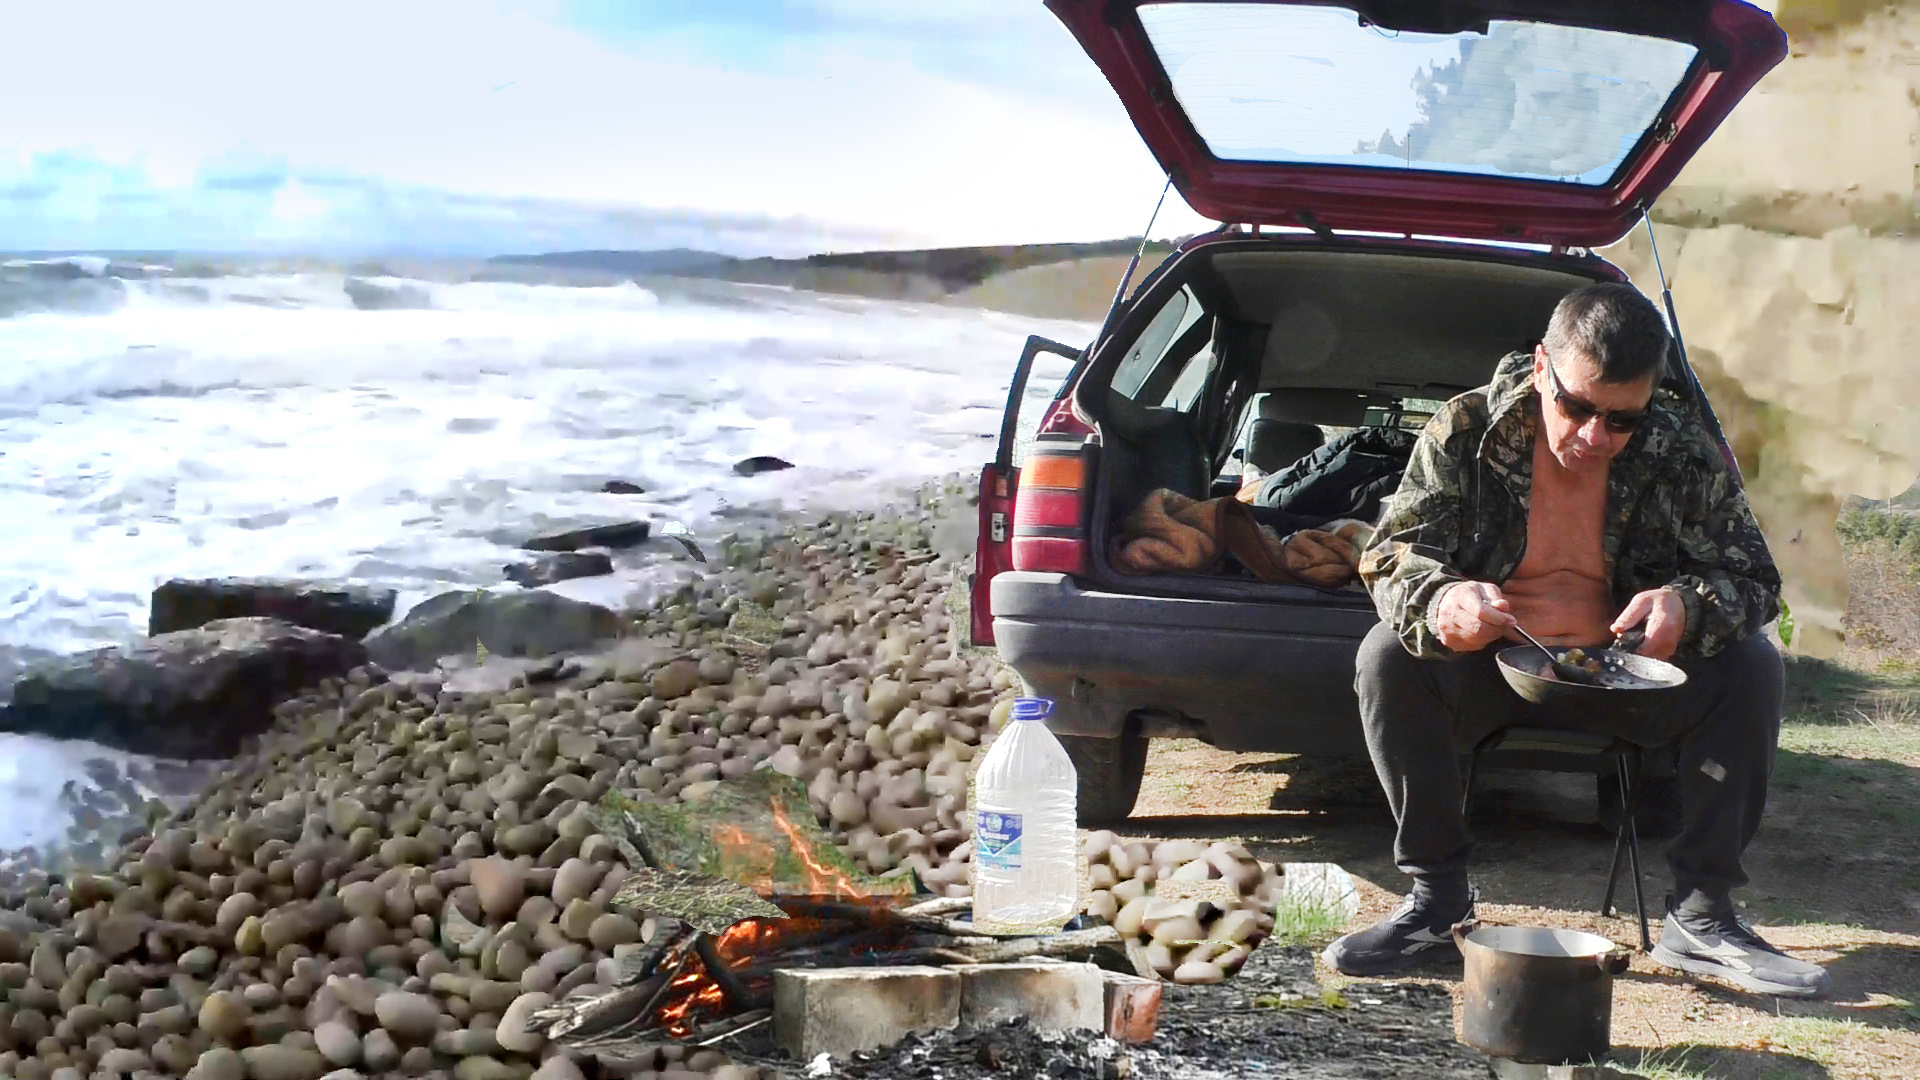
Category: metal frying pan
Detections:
[{"x1": 1495, "y1": 631, "x2": 1687, "y2": 709}]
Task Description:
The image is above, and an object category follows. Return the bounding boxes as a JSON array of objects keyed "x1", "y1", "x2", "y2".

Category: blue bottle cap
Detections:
[{"x1": 1010, "y1": 697, "x2": 1054, "y2": 722}]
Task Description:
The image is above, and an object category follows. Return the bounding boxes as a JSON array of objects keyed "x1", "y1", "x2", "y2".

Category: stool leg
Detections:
[
  {"x1": 1620, "y1": 754, "x2": 1651, "y2": 952},
  {"x1": 1602, "y1": 764, "x2": 1629, "y2": 916},
  {"x1": 1460, "y1": 731, "x2": 1502, "y2": 820}
]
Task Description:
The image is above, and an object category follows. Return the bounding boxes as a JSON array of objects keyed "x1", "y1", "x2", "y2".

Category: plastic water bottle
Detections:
[{"x1": 970, "y1": 696, "x2": 1079, "y2": 934}]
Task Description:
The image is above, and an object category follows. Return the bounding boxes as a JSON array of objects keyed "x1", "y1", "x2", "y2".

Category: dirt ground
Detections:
[{"x1": 1116, "y1": 654, "x2": 1920, "y2": 1080}]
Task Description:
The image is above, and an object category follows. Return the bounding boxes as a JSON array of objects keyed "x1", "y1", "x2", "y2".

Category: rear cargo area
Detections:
[{"x1": 1077, "y1": 240, "x2": 1611, "y2": 605}]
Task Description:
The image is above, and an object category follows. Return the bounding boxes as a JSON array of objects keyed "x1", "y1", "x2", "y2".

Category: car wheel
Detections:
[
  {"x1": 1057, "y1": 733, "x2": 1149, "y2": 825},
  {"x1": 1597, "y1": 770, "x2": 1683, "y2": 841}
]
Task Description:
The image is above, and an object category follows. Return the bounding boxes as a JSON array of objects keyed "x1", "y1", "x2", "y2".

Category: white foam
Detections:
[
  {"x1": 0, "y1": 733, "x2": 176, "y2": 853},
  {"x1": 0, "y1": 273, "x2": 1095, "y2": 850}
]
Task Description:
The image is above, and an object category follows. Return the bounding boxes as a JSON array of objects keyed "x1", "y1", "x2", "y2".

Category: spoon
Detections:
[{"x1": 1510, "y1": 622, "x2": 1602, "y2": 685}]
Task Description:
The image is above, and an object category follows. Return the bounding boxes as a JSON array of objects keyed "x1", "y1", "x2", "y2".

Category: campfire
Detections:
[{"x1": 530, "y1": 774, "x2": 1138, "y2": 1065}]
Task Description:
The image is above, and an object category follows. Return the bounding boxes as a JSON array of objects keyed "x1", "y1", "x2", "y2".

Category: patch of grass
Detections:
[
  {"x1": 1780, "y1": 721, "x2": 1920, "y2": 766},
  {"x1": 1781, "y1": 654, "x2": 1920, "y2": 726},
  {"x1": 1762, "y1": 1016, "x2": 1876, "y2": 1068},
  {"x1": 1629, "y1": 1045, "x2": 1717, "y2": 1080},
  {"x1": 1253, "y1": 988, "x2": 1350, "y2": 1010},
  {"x1": 1268, "y1": 885, "x2": 1349, "y2": 947}
]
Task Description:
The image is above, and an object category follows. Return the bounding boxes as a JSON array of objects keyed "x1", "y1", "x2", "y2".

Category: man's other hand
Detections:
[
  {"x1": 1434, "y1": 581, "x2": 1517, "y2": 653},
  {"x1": 1611, "y1": 588, "x2": 1686, "y2": 661}
]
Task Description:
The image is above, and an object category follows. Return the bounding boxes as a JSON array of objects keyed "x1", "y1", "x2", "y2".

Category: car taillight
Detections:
[{"x1": 1012, "y1": 434, "x2": 1090, "y2": 574}]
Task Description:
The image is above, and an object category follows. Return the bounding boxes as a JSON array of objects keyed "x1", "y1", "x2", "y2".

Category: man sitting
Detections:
[{"x1": 1324, "y1": 283, "x2": 1829, "y2": 998}]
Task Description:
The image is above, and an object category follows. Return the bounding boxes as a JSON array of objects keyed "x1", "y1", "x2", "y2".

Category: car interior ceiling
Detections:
[{"x1": 1086, "y1": 246, "x2": 1613, "y2": 587}]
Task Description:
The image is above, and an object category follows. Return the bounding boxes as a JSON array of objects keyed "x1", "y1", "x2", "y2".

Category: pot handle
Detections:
[
  {"x1": 1598, "y1": 946, "x2": 1631, "y2": 975},
  {"x1": 1450, "y1": 918, "x2": 1480, "y2": 949}
]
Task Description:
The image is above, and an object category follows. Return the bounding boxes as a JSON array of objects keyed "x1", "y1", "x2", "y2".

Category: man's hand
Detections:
[
  {"x1": 1433, "y1": 581, "x2": 1518, "y2": 653},
  {"x1": 1612, "y1": 588, "x2": 1686, "y2": 661}
]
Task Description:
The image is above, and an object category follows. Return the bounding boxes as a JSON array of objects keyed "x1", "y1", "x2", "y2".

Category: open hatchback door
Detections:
[{"x1": 1046, "y1": 0, "x2": 1788, "y2": 249}]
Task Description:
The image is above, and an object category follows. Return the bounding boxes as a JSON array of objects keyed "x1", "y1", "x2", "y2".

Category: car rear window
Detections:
[
  {"x1": 1137, "y1": 3, "x2": 1698, "y2": 186},
  {"x1": 1111, "y1": 286, "x2": 1203, "y2": 400}
]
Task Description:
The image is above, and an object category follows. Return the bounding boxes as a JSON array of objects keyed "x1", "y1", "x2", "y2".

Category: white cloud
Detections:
[
  {"x1": 255, "y1": 180, "x2": 336, "y2": 242},
  {"x1": 0, "y1": 0, "x2": 1214, "y2": 252}
]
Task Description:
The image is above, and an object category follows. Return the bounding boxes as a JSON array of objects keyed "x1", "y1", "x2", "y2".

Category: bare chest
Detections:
[{"x1": 1512, "y1": 457, "x2": 1609, "y2": 581}]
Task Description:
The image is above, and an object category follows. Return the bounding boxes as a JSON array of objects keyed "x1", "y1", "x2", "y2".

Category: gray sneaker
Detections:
[
  {"x1": 1321, "y1": 887, "x2": 1477, "y2": 977},
  {"x1": 1650, "y1": 896, "x2": 1830, "y2": 998}
]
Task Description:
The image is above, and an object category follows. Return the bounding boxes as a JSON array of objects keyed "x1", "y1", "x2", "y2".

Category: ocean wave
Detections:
[
  {"x1": 0, "y1": 255, "x2": 664, "y2": 321},
  {"x1": 0, "y1": 272, "x2": 684, "y2": 404}
]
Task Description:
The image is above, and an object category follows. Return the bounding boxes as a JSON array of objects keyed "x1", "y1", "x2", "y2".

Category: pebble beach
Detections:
[{"x1": 0, "y1": 488, "x2": 1309, "y2": 1080}]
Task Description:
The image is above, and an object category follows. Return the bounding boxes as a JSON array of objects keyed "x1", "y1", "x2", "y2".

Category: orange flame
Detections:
[
  {"x1": 771, "y1": 798, "x2": 867, "y2": 899},
  {"x1": 651, "y1": 794, "x2": 880, "y2": 1036},
  {"x1": 651, "y1": 919, "x2": 811, "y2": 1036},
  {"x1": 654, "y1": 961, "x2": 726, "y2": 1036}
]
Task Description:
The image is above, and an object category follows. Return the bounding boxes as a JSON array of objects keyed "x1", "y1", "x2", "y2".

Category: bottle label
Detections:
[{"x1": 974, "y1": 810, "x2": 1024, "y2": 872}]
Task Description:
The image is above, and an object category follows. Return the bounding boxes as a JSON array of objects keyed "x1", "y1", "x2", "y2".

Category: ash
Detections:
[{"x1": 732, "y1": 947, "x2": 1487, "y2": 1080}]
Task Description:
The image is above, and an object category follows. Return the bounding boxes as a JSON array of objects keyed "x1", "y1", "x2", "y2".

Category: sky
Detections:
[{"x1": 0, "y1": 0, "x2": 1219, "y2": 257}]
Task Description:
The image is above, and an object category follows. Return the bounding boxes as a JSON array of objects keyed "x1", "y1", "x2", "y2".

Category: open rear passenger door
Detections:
[{"x1": 968, "y1": 335, "x2": 1084, "y2": 649}]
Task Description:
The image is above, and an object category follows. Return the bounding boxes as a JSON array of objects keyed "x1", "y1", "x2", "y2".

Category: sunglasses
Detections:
[{"x1": 1544, "y1": 356, "x2": 1648, "y2": 435}]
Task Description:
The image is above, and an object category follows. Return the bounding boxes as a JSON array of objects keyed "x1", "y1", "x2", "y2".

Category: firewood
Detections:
[{"x1": 941, "y1": 925, "x2": 1123, "y2": 964}]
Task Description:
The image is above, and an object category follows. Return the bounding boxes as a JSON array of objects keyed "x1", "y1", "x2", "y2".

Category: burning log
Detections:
[{"x1": 529, "y1": 931, "x2": 698, "y2": 1044}]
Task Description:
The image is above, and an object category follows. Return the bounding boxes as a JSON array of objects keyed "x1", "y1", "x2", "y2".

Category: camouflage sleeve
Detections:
[
  {"x1": 1665, "y1": 442, "x2": 1783, "y2": 660},
  {"x1": 1357, "y1": 411, "x2": 1474, "y2": 660}
]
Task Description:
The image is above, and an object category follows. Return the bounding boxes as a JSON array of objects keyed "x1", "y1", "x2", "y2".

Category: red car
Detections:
[{"x1": 968, "y1": 0, "x2": 1787, "y2": 824}]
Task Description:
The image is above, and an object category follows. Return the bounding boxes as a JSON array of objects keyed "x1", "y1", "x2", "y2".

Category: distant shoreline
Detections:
[{"x1": 492, "y1": 239, "x2": 1181, "y2": 323}]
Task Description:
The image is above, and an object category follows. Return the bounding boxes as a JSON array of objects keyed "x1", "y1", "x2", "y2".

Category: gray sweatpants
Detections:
[{"x1": 1353, "y1": 622, "x2": 1784, "y2": 912}]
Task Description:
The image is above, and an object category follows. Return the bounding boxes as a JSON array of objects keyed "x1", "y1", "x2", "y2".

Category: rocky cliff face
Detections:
[{"x1": 1599, "y1": 0, "x2": 1920, "y2": 656}]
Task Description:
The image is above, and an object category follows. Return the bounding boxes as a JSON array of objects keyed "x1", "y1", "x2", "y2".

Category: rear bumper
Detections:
[{"x1": 989, "y1": 571, "x2": 1378, "y2": 755}]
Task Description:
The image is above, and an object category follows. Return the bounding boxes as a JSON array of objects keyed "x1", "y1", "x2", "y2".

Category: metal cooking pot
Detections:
[{"x1": 1452, "y1": 920, "x2": 1632, "y2": 1065}]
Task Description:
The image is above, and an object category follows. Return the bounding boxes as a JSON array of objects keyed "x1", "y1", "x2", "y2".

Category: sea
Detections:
[{"x1": 0, "y1": 253, "x2": 1095, "y2": 857}]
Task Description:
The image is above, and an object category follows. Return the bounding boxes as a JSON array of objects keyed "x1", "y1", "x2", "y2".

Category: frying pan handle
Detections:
[
  {"x1": 1612, "y1": 627, "x2": 1648, "y2": 654},
  {"x1": 1598, "y1": 946, "x2": 1631, "y2": 975}
]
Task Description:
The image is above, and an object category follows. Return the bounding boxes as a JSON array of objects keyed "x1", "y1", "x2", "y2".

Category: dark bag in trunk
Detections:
[{"x1": 1248, "y1": 426, "x2": 1417, "y2": 527}]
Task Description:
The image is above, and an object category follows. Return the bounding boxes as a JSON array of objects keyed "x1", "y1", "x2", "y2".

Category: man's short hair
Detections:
[{"x1": 1542, "y1": 282, "x2": 1672, "y2": 385}]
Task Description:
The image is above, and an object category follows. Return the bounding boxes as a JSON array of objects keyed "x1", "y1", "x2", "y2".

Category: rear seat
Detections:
[{"x1": 1245, "y1": 417, "x2": 1325, "y2": 477}]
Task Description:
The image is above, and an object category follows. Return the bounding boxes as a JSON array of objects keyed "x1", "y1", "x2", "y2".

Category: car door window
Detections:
[
  {"x1": 1110, "y1": 287, "x2": 1200, "y2": 400},
  {"x1": 1160, "y1": 348, "x2": 1214, "y2": 412}
]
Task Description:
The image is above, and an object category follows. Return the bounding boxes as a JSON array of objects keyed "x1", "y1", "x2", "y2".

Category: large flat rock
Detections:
[
  {"x1": 149, "y1": 577, "x2": 397, "y2": 638},
  {"x1": 0, "y1": 618, "x2": 366, "y2": 759},
  {"x1": 364, "y1": 589, "x2": 625, "y2": 672},
  {"x1": 522, "y1": 521, "x2": 650, "y2": 553}
]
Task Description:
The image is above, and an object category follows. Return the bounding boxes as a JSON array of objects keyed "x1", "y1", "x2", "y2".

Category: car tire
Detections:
[
  {"x1": 1597, "y1": 770, "x2": 1683, "y2": 841},
  {"x1": 1057, "y1": 733, "x2": 1149, "y2": 825}
]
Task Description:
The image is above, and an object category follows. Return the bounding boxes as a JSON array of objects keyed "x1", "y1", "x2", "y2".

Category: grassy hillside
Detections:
[{"x1": 491, "y1": 239, "x2": 1182, "y2": 304}]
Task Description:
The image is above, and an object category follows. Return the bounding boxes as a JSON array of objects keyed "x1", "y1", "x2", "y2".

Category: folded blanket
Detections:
[{"x1": 1110, "y1": 488, "x2": 1373, "y2": 590}]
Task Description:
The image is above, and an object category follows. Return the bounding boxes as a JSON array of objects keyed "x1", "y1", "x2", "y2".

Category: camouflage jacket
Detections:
[{"x1": 1357, "y1": 352, "x2": 1780, "y2": 662}]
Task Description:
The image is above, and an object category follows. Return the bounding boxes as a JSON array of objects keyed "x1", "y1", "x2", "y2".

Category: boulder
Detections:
[
  {"x1": 502, "y1": 552, "x2": 614, "y2": 587},
  {"x1": 0, "y1": 618, "x2": 367, "y2": 758},
  {"x1": 522, "y1": 521, "x2": 650, "y2": 553},
  {"x1": 149, "y1": 578, "x2": 397, "y2": 638},
  {"x1": 733, "y1": 455, "x2": 795, "y2": 476},
  {"x1": 363, "y1": 590, "x2": 623, "y2": 671},
  {"x1": 599, "y1": 480, "x2": 646, "y2": 495}
]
